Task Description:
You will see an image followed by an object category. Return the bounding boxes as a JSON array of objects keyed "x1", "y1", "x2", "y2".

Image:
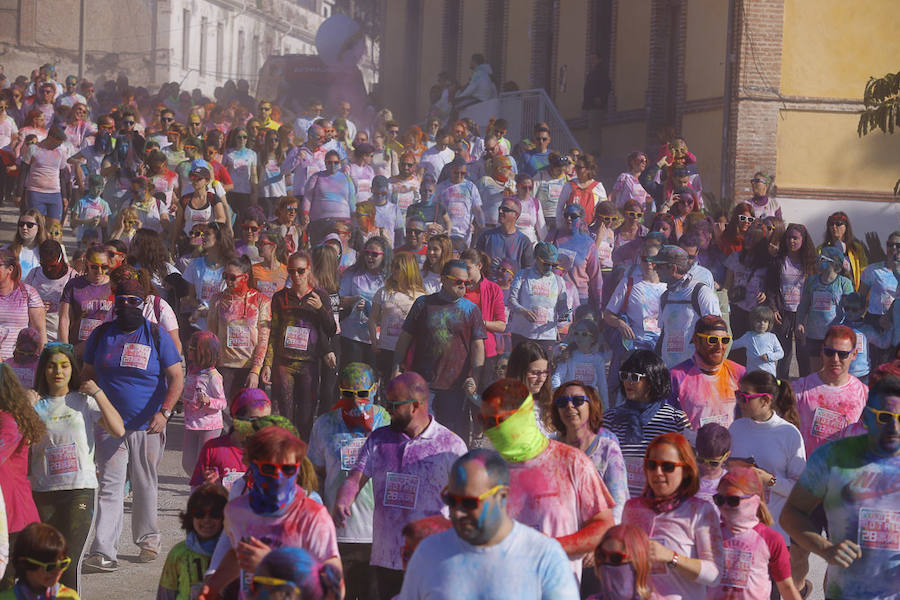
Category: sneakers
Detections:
[
  {"x1": 136, "y1": 548, "x2": 159, "y2": 563},
  {"x1": 83, "y1": 554, "x2": 118, "y2": 573}
]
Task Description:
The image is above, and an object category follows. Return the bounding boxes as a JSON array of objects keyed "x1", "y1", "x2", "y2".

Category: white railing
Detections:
[{"x1": 460, "y1": 88, "x2": 582, "y2": 152}]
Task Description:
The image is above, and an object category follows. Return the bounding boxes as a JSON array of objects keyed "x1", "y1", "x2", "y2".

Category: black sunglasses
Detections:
[
  {"x1": 823, "y1": 347, "x2": 851, "y2": 360},
  {"x1": 713, "y1": 493, "x2": 752, "y2": 507},
  {"x1": 595, "y1": 551, "x2": 628, "y2": 565},
  {"x1": 644, "y1": 459, "x2": 685, "y2": 473},
  {"x1": 554, "y1": 395, "x2": 588, "y2": 408},
  {"x1": 287, "y1": 267, "x2": 307, "y2": 275}
]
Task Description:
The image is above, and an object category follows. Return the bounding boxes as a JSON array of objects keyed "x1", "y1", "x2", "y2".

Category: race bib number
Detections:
[
  {"x1": 781, "y1": 283, "x2": 802, "y2": 307},
  {"x1": 284, "y1": 326, "x2": 310, "y2": 351},
  {"x1": 547, "y1": 180, "x2": 565, "y2": 201},
  {"x1": 200, "y1": 281, "x2": 220, "y2": 302},
  {"x1": 534, "y1": 307, "x2": 550, "y2": 326},
  {"x1": 574, "y1": 363, "x2": 596, "y2": 384},
  {"x1": 858, "y1": 508, "x2": 900, "y2": 551},
  {"x1": 227, "y1": 325, "x2": 252, "y2": 349},
  {"x1": 191, "y1": 212, "x2": 207, "y2": 223},
  {"x1": 384, "y1": 472, "x2": 419, "y2": 509},
  {"x1": 811, "y1": 406, "x2": 845, "y2": 440},
  {"x1": 665, "y1": 334, "x2": 685, "y2": 356},
  {"x1": 120, "y1": 343, "x2": 152, "y2": 370},
  {"x1": 529, "y1": 279, "x2": 552, "y2": 297},
  {"x1": 643, "y1": 317, "x2": 660, "y2": 334},
  {"x1": 357, "y1": 180, "x2": 371, "y2": 195},
  {"x1": 812, "y1": 291, "x2": 833, "y2": 312},
  {"x1": 700, "y1": 413, "x2": 732, "y2": 428},
  {"x1": 256, "y1": 280, "x2": 279, "y2": 296},
  {"x1": 624, "y1": 456, "x2": 645, "y2": 488},
  {"x1": 598, "y1": 243, "x2": 612, "y2": 263},
  {"x1": 720, "y1": 548, "x2": 753, "y2": 588},
  {"x1": 448, "y1": 202, "x2": 466, "y2": 218},
  {"x1": 340, "y1": 438, "x2": 366, "y2": 471},
  {"x1": 556, "y1": 247, "x2": 577, "y2": 268},
  {"x1": 46, "y1": 443, "x2": 79, "y2": 476},
  {"x1": 78, "y1": 318, "x2": 103, "y2": 341},
  {"x1": 265, "y1": 162, "x2": 280, "y2": 178},
  {"x1": 221, "y1": 470, "x2": 245, "y2": 491},
  {"x1": 383, "y1": 316, "x2": 403, "y2": 339},
  {"x1": 397, "y1": 191, "x2": 414, "y2": 211}
]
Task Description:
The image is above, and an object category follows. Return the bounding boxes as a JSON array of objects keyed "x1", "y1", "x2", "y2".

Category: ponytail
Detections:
[{"x1": 739, "y1": 370, "x2": 800, "y2": 430}]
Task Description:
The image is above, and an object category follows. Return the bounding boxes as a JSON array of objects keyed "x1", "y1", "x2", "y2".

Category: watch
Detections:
[
  {"x1": 668, "y1": 552, "x2": 679, "y2": 569},
  {"x1": 161, "y1": 408, "x2": 174, "y2": 421},
  {"x1": 768, "y1": 475, "x2": 777, "y2": 487}
]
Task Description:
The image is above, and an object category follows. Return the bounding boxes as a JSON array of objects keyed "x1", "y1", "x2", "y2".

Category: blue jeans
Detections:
[{"x1": 26, "y1": 189, "x2": 63, "y2": 220}]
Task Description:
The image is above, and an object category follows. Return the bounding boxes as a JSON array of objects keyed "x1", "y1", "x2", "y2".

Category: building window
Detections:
[
  {"x1": 252, "y1": 34, "x2": 260, "y2": 80},
  {"x1": 217, "y1": 23, "x2": 224, "y2": 77},
  {"x1": 531, "y1": 0, "x2": 558, "y2": 94},
  {"x1": 237, "y1": 30, "x2": 245, "y2": 78},
  {"x1": 182, "y1": 9, "x2": 191, "y2": 70},
  {"x1": 323, "y1": 4, "x2": 330, "y2": 18},
  {"x1": 200, "y1": 17, "x2": 208, "y2": 75}
]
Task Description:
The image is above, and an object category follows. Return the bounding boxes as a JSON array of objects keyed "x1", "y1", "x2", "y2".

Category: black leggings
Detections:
[{"x1": 33, "y1": 488, "x2": 96, "y2": 593}]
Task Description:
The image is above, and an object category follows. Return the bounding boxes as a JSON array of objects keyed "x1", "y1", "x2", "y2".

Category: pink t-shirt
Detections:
[
  {"x1": 181, "y1": 368, "x2": 226, "y2": 431},
  {"x1": 0, "y1": 411, "x2": 38, "y2": 532},
  {"x1": 792, "y1": 372, "x2": 868, "y2": 457},
  {"x1": 507, "y1": 440, "x2": 614, "y2": 578},
  {"x1": 670, "y1": 358, "x2": 745, "y2": 431},
  {"x1": 708, "y1": 522, "x2": 791, "y2": 599},
  {"x1": 189, "y1": 434, "x2": 245, "y2": 489},
  {"x1": 224, "y1": 487, "x2": 339, "y2": 599},
  {"x1": 0, "y1": 284, "x2": 43, "y2": 361},
  {"x1": 25, "y1": 146, "x2": 68, "y2": 193}
]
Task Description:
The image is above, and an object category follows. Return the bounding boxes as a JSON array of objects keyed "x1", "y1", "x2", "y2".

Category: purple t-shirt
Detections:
[
  {"x1": 401, "y1": 293, "x2": 487, "y2": 390},
  {"x1": 60, "y1": 276, "x2": 113, "y2": 342}
]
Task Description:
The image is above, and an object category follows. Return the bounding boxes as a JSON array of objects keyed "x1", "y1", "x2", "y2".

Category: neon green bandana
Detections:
[{"x1": 484, "y1": 395, "x2": 550, "y2": 463}]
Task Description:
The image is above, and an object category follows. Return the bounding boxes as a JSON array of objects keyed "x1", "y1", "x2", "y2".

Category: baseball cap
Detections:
[
  {"x1": 646, "y1": 245, "x2": 690, "y2": 270},
  {"x1": 820, "y1": 245, "x2": 844, "y2": 265},
  {"x1": 534, "y1": 242, "x2": 559, "y2": 264},
  {"x1": 188, "y1": 159, "x2": 212, "y2": 178},
  {"x1": 694, "y1": 314, "x2": 729, "y2": 335}
]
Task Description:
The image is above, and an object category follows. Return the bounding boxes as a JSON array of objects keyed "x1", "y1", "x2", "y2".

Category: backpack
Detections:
[
  {"x1": 659, "y1": 282, "x2": 706, "y2": 317},
  {"x1": 568, "y1": 180, "x2": 600, "y2": 223}
]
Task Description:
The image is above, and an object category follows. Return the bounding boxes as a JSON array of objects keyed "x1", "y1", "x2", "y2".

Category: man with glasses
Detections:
[
  {"x1": 781, "y1": 375, "x2": 900, "y2": 599},
  {"x1": 331, "y1": 100, "x2": 357, "y2": 145},
  {"x1": 434, "y1": 157, "x2": 484, "y2": 247},
  {"x1": 23, "y1": 82, "x2": 58, "y2": 128},
  {"x1": 308, "y1": 363, "x2": 389, "y2": 600},
  {"x1": 678, "y1": 230, "x2": 716, "y2": 291},
  {"x1": 257, "y1": 100, "x2": 280, "y2": 131},
  {"x1": 476, "y1": 197, "x2": 534, "y2": 271},
  {"x1": 395, "y1": 215, "x2": 428, "y2": 267},
  {"x1": 792, "y1": 324, "x2": 868, "y2": 459},
  {"x1": 293, "y1": 98, "x2": 324, "y2": 142},
  {"x1": 389, "y1": 151, "x2": 422, "y2": 241},
  {"x1": 518, "y1": 125, "x2": 552, "y2": 177},
  {"x1": 477, "y1": 379, "x2": 615, "y2": 581},
  {"x1": 649, "y1": 244, "x2": 721, "y2": 367},
  {"x1": 56, "y1": 75, "x2": 86, "y2": 109},
  {"x1": 286, "y1": 124, "x2": 328, "y2": 200},
  {"x1": 334, "y1": 372, "x2": 467, "y2": 599},
  {"x1": 670, "y1": 315, "x2": 745, "y2": 433},
  {"x1": 163, "y1": 122, "x2": 186, "y2": 169},
  {"x1": 82, "y1": 277, "x2": 184, "y2": 572},
  {"x1": 393, "y1": 260, "x2": 487, "y2": 441},
  {"x1": 398, "y1": 448, "x2": 579, "y2": 599},
  {"x1": 149, "y1": 108, "x2": 176, "y2": 148}
]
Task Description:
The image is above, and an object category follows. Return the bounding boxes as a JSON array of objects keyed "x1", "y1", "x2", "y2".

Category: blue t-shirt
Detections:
[
  {"x1": 518, "y1": 149, "x2": 550, "y2": 177},
  {"x1": 83, "y1": 319, "x2": 182, "y2": 429}
]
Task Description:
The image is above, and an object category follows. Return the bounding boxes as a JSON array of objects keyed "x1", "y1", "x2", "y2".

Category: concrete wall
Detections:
[{"x1": 612, "y1": 1, "x2": 650, "y2": 112}]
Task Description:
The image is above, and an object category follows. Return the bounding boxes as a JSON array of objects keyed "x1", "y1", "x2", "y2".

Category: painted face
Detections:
[
  {"x1": 447, "y1": 461, "x2": 507, "y2": 545},
  {"x1": 866, "y1": 395, "x2": 900, "y2": 455},
  {"x1": 46, "y1": 352, "x2": 73, "y2": 392},
  {"x1": 645, "y1": 442, "x2": 685, "y2": 498},
  {"x1": 86, "y1": 254, "x2": 110, "y2": 283}
]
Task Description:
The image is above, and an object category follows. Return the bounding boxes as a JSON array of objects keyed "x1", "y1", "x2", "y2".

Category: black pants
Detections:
[
  {"x1": 272, "y1": 360, "x2": 320, "y2": 441},
  {"x1": 374, "y1": 566, "x2": 404, "y2": 600},
  {"x1": 33, "y1": 488, "x2": 96, "y2": 593},
  {"x1": 432, "y1": 388, "x2": 472, "y2": 442},
  {"x1": 339, "y1": 542, "x2": 377, "y2": 600},
  {"x1": 340, "y1": 337, "x2": 375, "y2": 372},
  {"x1": 775, "y1": 309, "x2": 809, "y2": 379}
]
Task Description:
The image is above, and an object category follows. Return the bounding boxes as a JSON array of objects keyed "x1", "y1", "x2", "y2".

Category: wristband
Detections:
[{"x1": 668, "y1": 553, "x2": 679, "y2": 569}]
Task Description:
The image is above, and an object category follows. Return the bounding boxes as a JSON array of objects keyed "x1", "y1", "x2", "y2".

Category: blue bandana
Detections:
[{"x1": 247, "y1": 462, "x2": 298, "y2": 516}]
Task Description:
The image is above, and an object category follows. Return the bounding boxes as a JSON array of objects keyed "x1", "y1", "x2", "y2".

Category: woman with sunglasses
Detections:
[
  {"x1": 57, "y1": 245, "x2": 113, "y2": 346},
  {"x1": 171, "y1": 161, "x2": 229, "y2": 252},
  {"x1": 550, "y1": 381, "x2": 628, "y2": 523},
  {"x1": 207, "y1": 257, "x2": 271, "y2": 397},
  {"x1": 709, "y1": 467, "x2": 803, "y2": 600},
  {"x1": 235, "y1": 207, "x2": 265, "y2": 257},
  {"x1": 223, "y1": 126, "x2": 258, "y2": 218},
  {"x1": 614, "y1": 199, "x2": 648, "y2": 251},
  {"x1": 9, "y1": 208, "x2": 46, "y2": 279},
  {"x1": 588, "y1": 524, "x2": 659, "y2": 600},
  {"x1": 504, "y1": 341, "x2": 555, "y2": 435},
  {"x1": 610, "y1": 151, "x2": 652, "y2": 212},
  {"x1": 182, "y1": 222, "x2": 235, "y2": 333},
  {"x1": 555, "y1": 153, "x2": 607, "y2": 226},
  {"x1": 718, "y1": 202, "x2": 755, "y2": 257},
  {"x1": 14, "y1": 110, "x2": 47, "y2": 158},
  {"x1": 590, "y1": 201, "x2": 621, "y2": 287},
  {"x1": 819, "y1": 211, "x2": 867, "y2": 290},
  {"x1": 62, "y1": 103, "x2": 94, "y2": 151},
  {"x1": 252, "y1": 231, "x2": 288, "y2": 299},
  {"x1": 2, "y1": 523, "x2": 79, "y2": 599},
  {"x1": 603, "y1": 350, "x2": 689, "y2": 497},
  {"x1": 29, "y1": 341, "x2": 124, "y2": 592},
  {"x1": 621, "y1": 433, "x2": 723, "y2": 599},
  {"x1": 337, "y1": 236, "x2": 390, "y2": 371}
]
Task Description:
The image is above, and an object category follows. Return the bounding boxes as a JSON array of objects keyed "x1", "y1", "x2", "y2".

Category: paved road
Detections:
[{"x1": 0, "y1": 203, "x2": 828, "y2": 599}]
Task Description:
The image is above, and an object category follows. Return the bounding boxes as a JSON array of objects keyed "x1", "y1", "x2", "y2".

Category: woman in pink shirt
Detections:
[
  {"x1": 0, "y1": 249, "x2": 46, "y2": 361},
  {"x1": 622, "y1": 432, "x2": 723, "y2": 599}
]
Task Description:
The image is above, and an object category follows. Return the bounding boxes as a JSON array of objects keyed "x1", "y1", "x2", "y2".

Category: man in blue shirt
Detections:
[
  {"x1": 518, "y1": 124, "x2": 552, "y2": 177},
  {"x1": 476, "y1": 197, "x2": 535, "y2": 271},
  {"x1": 82, "y1": 277, "x2": 184, "y2": 572}
]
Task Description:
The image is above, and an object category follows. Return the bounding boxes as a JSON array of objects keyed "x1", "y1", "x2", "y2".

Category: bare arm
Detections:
[
  {"x1": 28, "y1": 305, "x2": 47, "y2": 348},
  {"x1": 81, "y1": 380, "x2": 126, "y2": 437},
  {"x1": 556, "y1": 509, "x2": 614, "y2": 559},
  {"x1": 780, "y1": 483, "x2": 861, "y2": 568},
  {"x1": 392, "y1": 331, "x2": 413, "y2": 376},
  {"x1": 57, "y1": 301, "x2": 71, "y2": 343}
]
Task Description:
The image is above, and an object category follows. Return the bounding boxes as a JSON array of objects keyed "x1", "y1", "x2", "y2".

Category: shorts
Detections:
[{"x1": 26, "y1": 190, "x2": 63, "y2": 220}]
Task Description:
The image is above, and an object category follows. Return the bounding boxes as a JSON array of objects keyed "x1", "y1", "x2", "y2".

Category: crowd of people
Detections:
[{"x1": 0, "y1": 59, "x2": 894, "y2": 600}]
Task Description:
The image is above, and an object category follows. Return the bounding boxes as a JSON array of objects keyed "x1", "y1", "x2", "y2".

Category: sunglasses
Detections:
[
  {"x1": 385, "y1": 397, "x2": 417, "y2": 410},
  {"x1": 526, "y1": 369, "x2": 549, "y2": 378},
  {"x1": 737, "y1": 215, "x2": 755, "y2": 223},
  {"x1": 190, "y1": 230, "x2": 204, "y2": 238},
  {"x1": 252, "y1": 460, "x2": 299, "y2": 477},
  {"x1": 116, "y1": 295, "x2": 145, "y2": 308},
  {"x1": 444, "y1": 274, "x2": 467, "y2": 287},
  {"x1": 192, "y1": 509, "x2": 224, "y2": 519},
  {"x1": 287, "y1": 267, "x2": 308, "y2": 276},
  {"x1": 49, "y1": 229, "x2": 62, "y2": 236},
  {"x1": 160, "y1": 116, "x2": 175, "y2": 122},
  {"x1": 698, "y1": 454, "x2": 729, "y2": 467},
  {"x1": 887, "y1": 242, "x2": 900, "y2": 250},
  {"x1": 123, "y1": 120, "x2": 135, "y2": 126},
  {"x1": 45, "y1": 341, "x2": 74, "y2": 353},
  {"x1": 750, "y1": 178, "x2": 767, "y2": 184},
  {"x1": 713, "y1": 493, "x2": 754, "y2": 507},
  {"x1": 644, "y1": 459, "x2": 687, "y2": 473},
  {"x1": 251, "y1": 576, "x2": 301, "y2": 597},
  {"x1": 17, "y1": 221, "x2": 37, "y2": 229},
  {"x1": 224, "y1": 273, "x2": 246, "y2": 282},
  {"x1": 23, "y1": 557, "x2": 71, "y2": 573},
  {"x1": 626, "y1": 211, "x2": 644, "y2": 219},
  {"x1": 242, "y1": 225, "x2": 260, "y2": 232},
  {"x1": 595, "y1": 551, "x2": 629, "y2": 566},
  {"x1": 88, "y1": 263, "x2": 110, "y2": 272},
  {"x1": 477, "y1": 408, "x2": 518, "y2": 429},
  {"x1": 341, "y1": 387, "x2": 373, "y2": 399},
  {"x1": 498, "y1": 206, "x2": 518, "y2": 214},
  {"x1": 735, "y1": 391, "x2": 771, "y2": 403},
  {"x1": 823, "y1": 347, "x2": 852, "y2": 360},
  {"x1": 441, "y1": 484, "x2": 506, "y2": 510},
  {"x1": 868, "y1": 407, "x2": 900, "y2": 425},
  {"x1": 237, "y1": 135, "x2": 248, "y2": 139},
  {"x1": 598, "y1": 216, "x2": 616, "y2": 224},
  {"x1": 259, "y1": 106, "x2": 272, "y2": 111},
  {"x1": 619, "y1": 372, "x2": 646, "y2": 383},
  {"x1": 696, "y1": 333, "x2": 731, "y2": 345},
  {"x1": 406, "y1": 228, "x2": 424, "y2": 235},
  {"x1": 554, "y1": 395, "x2": 588, "y2": 408},
  {"x1": 284, "y1": 206, "x2": 298, "y2": 213}
]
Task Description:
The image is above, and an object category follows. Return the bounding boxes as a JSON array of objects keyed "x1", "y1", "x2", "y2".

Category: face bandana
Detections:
[
  {"x1": 484, "y1": 395, "x2": 549, "y2": 463},
  {"x1": 115, "y1": 298, "x2": 145, "y2": 331},
  {"x1": 231, "y1": 274, "x2": 250, "y2": 296},
  {"x1": 247, "y1": 461, "x2": 298, "y2": 516},
  {"x1": 341, "y1": 398, "x2": 375, "y2": 433},
  {"x1": 722, "y1": 493, "x2": 761, "y2": 535},
  {"x1": 596, "y1": 563, "x2": 640, "y2": 600}
]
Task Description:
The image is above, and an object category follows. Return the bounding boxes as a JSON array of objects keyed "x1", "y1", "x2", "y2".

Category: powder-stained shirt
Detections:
[
  {"x1": 371, "y1": 288, "x2": 422, "y2": 352},
  {"x1": 792, "y1": 372, "x2": 868, "y2": 457},
  {"x1": 24, "y1": 266, "x2": 77, "y2": 343},
  {"x1": 670, "y1": 357, "x2": 745, "y2": 431},
  {"x1": 796, "y1": 434, "x2": 900, "y2": 600},
  {"x1": 181, "y1": 368, "x2": 226, "y2": 431},
  {"x1": 265, "y1": 287, "x2": 337, "y2": 366},
  {"x1": 302, "y1": 170, "x2": 356, "y2": 221},
  {"x1": 307, "y1": 407, "x2": 390, "y2": 544},
  {"x1": 189, "y1": 434, "x2": 245, "y2": 489},
  {"x1": 401, "y1": 293, "x2": 487, "y2": 390},
  {"x1": 508, "y1": 267, "x2": 567, "y2": 341},
  {"x1": 207, "y1": 289, "x2": 271, "y2": 371},
  {"x1": 60, "y1": 276, "x2": 113, "y2": 343},
  {"x1": 251, "y1": 264, "x2": 288, "y2": 299},
  {"x1": 707, "y1": 522, "x2": 791, "y2": 599},
  {"x1": 353, "y1": 417, "x2": 467, "y2": 570},
  {"x1": 30, "y1": 392, "x2": 102, "y2": 492},
  {"x1": 506, "y1": 440, "x2": 614, "y2": 579},
  {"x1": 797, "y1": 274, "x2": 853, "y2": 340},
  {"x1": 434, "y1": 179, "x2": 483, "y2": 243}
]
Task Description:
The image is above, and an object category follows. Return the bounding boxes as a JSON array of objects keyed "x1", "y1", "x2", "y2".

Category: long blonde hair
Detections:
[{"x1": 386, "y1": 251, "x2": 425, "y2": 298}]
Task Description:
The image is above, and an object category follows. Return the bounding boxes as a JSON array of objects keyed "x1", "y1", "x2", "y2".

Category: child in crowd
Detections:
[
  {"x1": 710, "y1": 467, "x2": 802, "y2": 600},
  {"x1": 6, "y1": 328, "x2": 42, "y2": 390},
  {"x1": 694, "y1": 422, "x2": 731, "y2": 507},
  {"x1": 796, "y1": 245, "x2": 853, "y2": 372},
  {"x1": 731, "y1": 305, "x2": 784, "y2": 375},
  {"x1": 157, "y1": 483, "x2": 228, "y2": 600},
  {"x1": 841, "y1": 292, "x2": 891, "y2": 384},
  {"x1": 588, "y1": 524, "x2": 658, "y2": 600},
  {"x1": 109, "y1": 205, "x2": 141, "y2": 247},
  {"x1": 551, "y1": 317, "x2": 610, "y2": 407},
  {"x1": 1, "y1": 523, "x2": 80, "y2": 600},
  {"x1": 182, "y1": 331, "x2": 227, "y2": 477},
  {"x1": 72, "y1": 174, "x2": 110, "y2": 247}
]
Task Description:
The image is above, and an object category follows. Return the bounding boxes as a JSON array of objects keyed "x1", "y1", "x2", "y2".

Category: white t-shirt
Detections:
[
  {"x1": 30, "y1": 392, "x2": 103, "y2": 491},
  {"x1": 223, "y1": 148, "x2": 258, "y2": 195},
  {"x1": 23, "y1": 266, "x2": 78, "y2": 342},
  {"x1": 0, "y1": 117, "x2": 18, "y2": 149},
  {"x1": 660, "y1": 278, "x2": 721, "y2": 367},
  {"x1": 399, "y1": 522, "x2": 579, "y2": 600},
  {"x1": 419, "y1": 146, "x2": 454, "y2": 180},
  {"x1": 372, "y1": 288, "x2": 422, "y2": 351},
  {"x1": 24, "y1": 146, "x2": 68, "y2": 193},
  {"x1": 434, "y1": 179, "x2": 483, "y2": 243}
]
